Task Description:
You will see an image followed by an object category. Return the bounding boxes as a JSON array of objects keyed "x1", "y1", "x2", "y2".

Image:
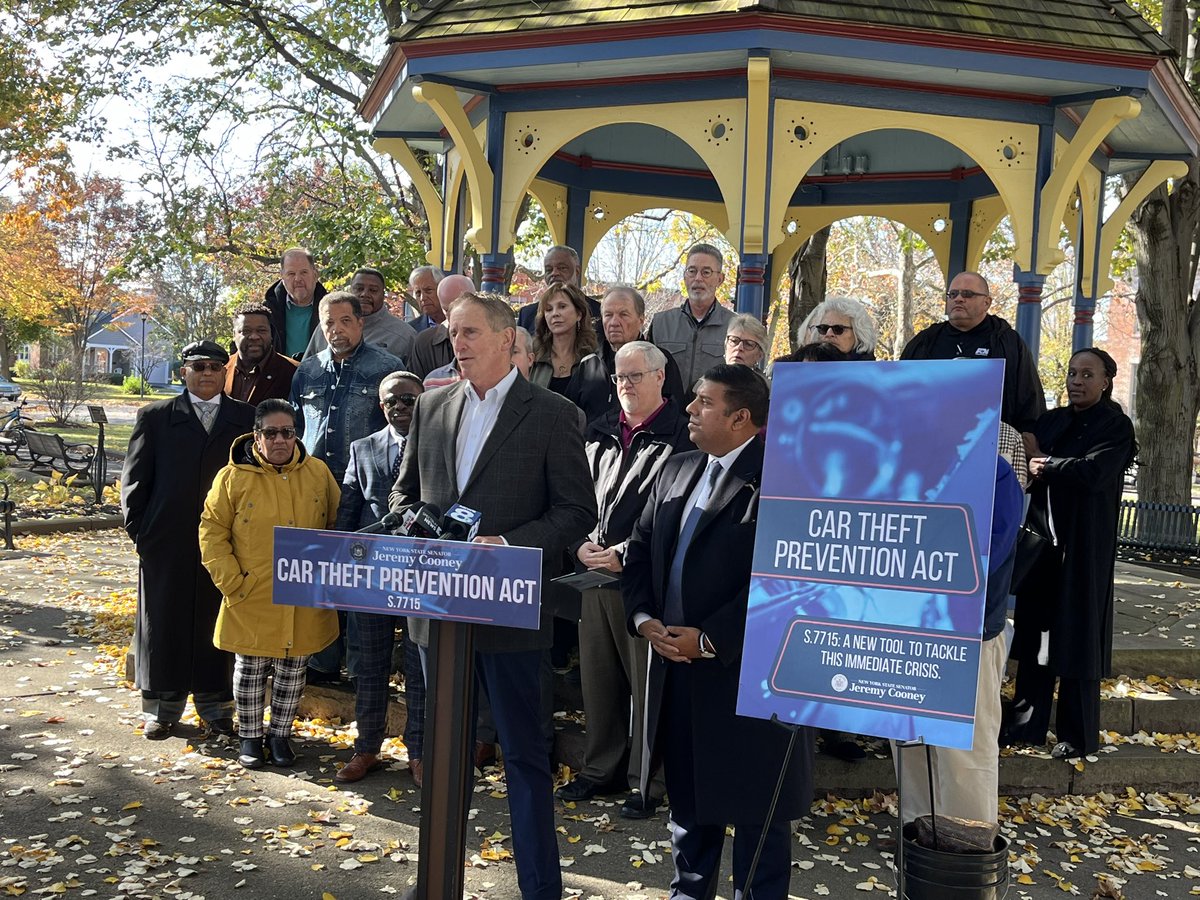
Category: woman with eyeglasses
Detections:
[
  {"x1": 723, "y1": 313, "x2": 768, "y2": 370},
  {"x1": 796, "y1": 296, "x2": 879, "y2": 360},
  {"x1": 200, "y1": 397, "x2": 342, "y2": 770}
]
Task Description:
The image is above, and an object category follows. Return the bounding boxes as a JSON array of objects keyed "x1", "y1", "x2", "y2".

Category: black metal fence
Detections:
[{"x1": 1117, "y1": 500, "x2": 1200, "y2": 555}]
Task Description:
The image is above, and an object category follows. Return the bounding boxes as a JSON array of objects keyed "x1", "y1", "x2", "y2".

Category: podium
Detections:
[{"x1": 271, "y1": 527, "x2": 543, "y2": 899}]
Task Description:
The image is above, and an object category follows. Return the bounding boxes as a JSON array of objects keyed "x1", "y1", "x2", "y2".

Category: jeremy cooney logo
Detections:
[{"x1": 831, "y1": 674, "x2": 848, "y2": 693}]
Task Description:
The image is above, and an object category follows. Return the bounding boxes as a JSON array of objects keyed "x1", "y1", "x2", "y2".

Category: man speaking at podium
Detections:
[{"x1": 389, "y1": 291, "x2": 595, "y2": 900}]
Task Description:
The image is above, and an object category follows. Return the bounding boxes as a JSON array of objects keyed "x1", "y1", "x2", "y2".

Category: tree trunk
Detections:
[
  {"x1": 1127, "y1": 174, "x2": 1200, "y2": 506},
  {"x1": 787, "y1": 226, "x2": 829, "y2": 353},
  {"x1": 895, "y1": 229, "x2": 917, "y2": 358}
]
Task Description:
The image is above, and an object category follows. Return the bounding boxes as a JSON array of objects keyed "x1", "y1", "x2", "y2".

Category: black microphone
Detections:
[
  {"x1": 356, "y1": 511, "x2": 404, "y2": 534},
  {"x1": 402, "y1": 502, "x2": 443, "y2": 539},
  {"x1": 437, "y1": 504, "x2": 482, "y2": 541}
]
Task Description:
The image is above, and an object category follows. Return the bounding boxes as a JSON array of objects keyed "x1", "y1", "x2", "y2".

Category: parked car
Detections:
[{"x1": 0, "y1": 377, "x2": 21, "y2": 401}]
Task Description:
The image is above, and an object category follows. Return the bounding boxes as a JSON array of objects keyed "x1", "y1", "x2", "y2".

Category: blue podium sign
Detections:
[
  {"x1": 271, "y1": 527, "x2": 543, "y2": 630},
  {"x1": 737, "y1": 360, "x2": 1003, "y2": 750}
]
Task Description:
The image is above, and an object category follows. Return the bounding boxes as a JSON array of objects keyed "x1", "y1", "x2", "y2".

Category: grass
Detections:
[
  {"x1": 10, "y1": 377, "x2": 176, "y2": 404},
  {"x1": 47, "y1": 421, "x2": 135, "y2": 448}
]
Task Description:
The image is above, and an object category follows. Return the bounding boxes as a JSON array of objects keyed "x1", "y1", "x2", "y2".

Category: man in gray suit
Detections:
[
  {"x1": 389, "y1": 292, "x2": 596, "y2": 900},
  {"x1": 335, "y1": 371, "x2": 426, "y2": 786}
]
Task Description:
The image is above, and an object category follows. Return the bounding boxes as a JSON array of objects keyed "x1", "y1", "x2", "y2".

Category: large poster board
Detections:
[{"x1": 736, "y1": 360, "x2": 1003, "y2": 749}]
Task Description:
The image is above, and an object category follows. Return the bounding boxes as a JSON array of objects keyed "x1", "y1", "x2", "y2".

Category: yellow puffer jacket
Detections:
[{"x1": 200, "y1": 434, "x2": 341, "y2": 658}]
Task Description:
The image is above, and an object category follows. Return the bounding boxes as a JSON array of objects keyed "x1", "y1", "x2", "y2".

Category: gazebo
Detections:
[{"x1": 360, "y1": 0, "x2": 1200, "y2": 358}]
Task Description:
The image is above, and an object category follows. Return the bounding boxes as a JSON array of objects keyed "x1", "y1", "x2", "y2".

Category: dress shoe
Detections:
[
  {"x1": 474, "y1": 741, "x2": 496, "y2": 769},
  {"x1": 143, "y1": 719, "x2": 173, "y2": 741},
  {"x1": 335, "y1": 752, "x2": 383, "y2": 784},
  {"x1": 619, "y1": 790, "x2": 662, "y2": 820},
  {"x1": 239, "y1": 737, "x2": 266, "y2": 769},
  {"x1": 305, "y1": 669, "x2": 342, "y2": 686},
  {"x1": 204, "y1": 717, "x2": 235, "y2": 739},
  {"x1": 822, "y1": 738, "x2": 867, "y2": 762},
  {"x1": 267, "y1": 736, "x2": 297, "y2": 767},
  {"x1": 409, "y1": 758, "x2": 423, "y2": 789},
  {"x1": 556, "y1": 776, "x2": 604, "y2": 802},
  {"x1": 1051, "y1": 741, "x2": 1081, "y2": 759}
]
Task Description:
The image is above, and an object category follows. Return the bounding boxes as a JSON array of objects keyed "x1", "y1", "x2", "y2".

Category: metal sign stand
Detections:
[{"x1": 87, "y1": 405, "x2": 108, "y2": 504}]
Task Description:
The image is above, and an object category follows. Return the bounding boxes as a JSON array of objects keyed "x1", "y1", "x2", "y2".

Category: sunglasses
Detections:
[
  {"x1": 256, "y1": 427, "x2": 297, "y2": 440},
  {"x1": 813, "y1": 324, "x2": 851, "y2": 336},
  {"x1": 945, "y1": 289, "x2": 989, "y2": 300},
  {"x1": 382, "y1": 394, "x2": 419, "y2": 408},
  {"x1": 187, "y1": 361, "x2": 226, "y2": 373}
]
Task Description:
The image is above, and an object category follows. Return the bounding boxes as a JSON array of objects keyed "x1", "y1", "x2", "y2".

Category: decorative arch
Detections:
[
  {"x1": 526, "y1": 179, "x2": 569, "y2": 250},
  {"x1": 580, "y1": 192, "x2": 729, "y2": 273},
  {"x1": 768, "y1": 204, "x2": 954, "y2": 296},
  {"x1": 441, "y1": 148, "x2": 468, "y2": 273},
  {"x1": 1095, "y1": 159, "x2": 1189, "y2": 296},
  {"x1": 965, "y1": 196, "x2": 1009, "y2": 273},
  {"x1": 498, "y1": 100, "x2": 748, "y2": 253},
  {"x1": 768, "y1": 101, "x2": 1039, "y2": 271}
]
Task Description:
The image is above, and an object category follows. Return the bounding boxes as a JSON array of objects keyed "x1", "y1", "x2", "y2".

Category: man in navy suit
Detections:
[
  {"x1": 390, "y1": 293, "x2": 595, "y2": 900},
  {"x1": 334, "y1": 371, "x2": 427, "y2": 785},
  {"x1": 623, "y1": 364, "x2": 813, "y2": 900}
]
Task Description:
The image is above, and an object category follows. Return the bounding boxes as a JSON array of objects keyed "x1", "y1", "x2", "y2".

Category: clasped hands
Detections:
[{"x1": 638, "y1": 617, "x2": 704, "y2": 663}]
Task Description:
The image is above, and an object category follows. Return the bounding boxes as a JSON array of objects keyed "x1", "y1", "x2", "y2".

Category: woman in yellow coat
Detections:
[{"x1": 200, "y1": 398, "x2": 341, "y2": 769}]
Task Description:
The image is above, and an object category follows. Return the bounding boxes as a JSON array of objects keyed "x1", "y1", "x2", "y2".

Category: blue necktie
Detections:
[
  {"x1": 663, "y1": 459, "x2": 723, "y2": 625},
  {"x1": 390, "y1": 441, "x2": 404, "y2": 483}
]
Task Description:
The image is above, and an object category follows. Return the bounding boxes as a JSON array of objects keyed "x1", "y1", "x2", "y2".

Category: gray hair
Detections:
[
  {"x1": 797, "y1": 296, "x2": 878, "y2": 354},
  {"x1": 727, "y1": 313, "x2": 767, "y2": 346},
  {"x1": 687, "y1": 242, "x2": 724, "y2": 271},
  {"x1": 512, "y1": 325, "x2": 533, "y2": 354},
  {"x1": 602, "y1": 284, "x2": 646, "y2": 318},
  {"x1": 319, "y1": 290, "x2": 362, "y2": 319},
  {"x1": 615, "y1": 340, "x2": 666, "y2": 371},
  {"x1": 409, "y1": 265, "x2": 444, "y2": 285},
  {"x1": 544, "y1": 245, "x2": 580, "y2": 266}
]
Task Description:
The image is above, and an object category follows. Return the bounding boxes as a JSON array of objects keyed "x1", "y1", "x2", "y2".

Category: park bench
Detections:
[
  {"x1": 1117, "y1": 500, "x2": 1200, "y2": 557},
  {"x1": 23, "y1": 429, "x2": 96, "y2": 477}
]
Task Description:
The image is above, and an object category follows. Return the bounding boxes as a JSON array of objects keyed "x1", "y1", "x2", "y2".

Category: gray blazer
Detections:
[
  {"x1": 336, "y1": 426, "x2": 397, "y2": 531},
  {"x1": 389, "y1": 373, "x2": 597, "y2": 653}
]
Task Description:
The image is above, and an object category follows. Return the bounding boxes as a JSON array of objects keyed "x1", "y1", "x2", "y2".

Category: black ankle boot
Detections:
[
  {"x1": 267, "y1": 736, "x2": 297, "y2": 767},
  {"x1": 239, "y1": 737, "x2": 266, "y2": 769}
]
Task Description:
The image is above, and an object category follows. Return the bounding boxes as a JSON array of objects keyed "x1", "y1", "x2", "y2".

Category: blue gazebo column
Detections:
[
  {"x1": 481, "y1": 252, "x2": 512, "y2": 294},
  {"x1": 1012, "y1": 267, "x2": 1046, "y2": 362},
  {"x1": 1072, "y1": 294, "x2": 1096, "y2": 351},
  {"x1": 736, "y1": 253, "x2": 767, "y2": 319}
]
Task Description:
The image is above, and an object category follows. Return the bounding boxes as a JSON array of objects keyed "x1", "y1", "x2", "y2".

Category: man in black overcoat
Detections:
[
  {"x1": 623, "y1": 363, "x2": 813, "y2": 900},
  {"x1": 120, "y1": 341, "x2": 256, "y2": 740}
]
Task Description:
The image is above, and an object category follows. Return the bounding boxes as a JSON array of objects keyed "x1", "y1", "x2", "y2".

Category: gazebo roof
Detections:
[{"x1": 392, "y1": 0, "x2": 1173, "y2": 58}]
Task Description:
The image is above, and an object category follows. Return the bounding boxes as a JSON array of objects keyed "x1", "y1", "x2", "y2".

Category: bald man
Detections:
[{"x1": 408, "y1": 273, "x2": 475, "y2": 379}]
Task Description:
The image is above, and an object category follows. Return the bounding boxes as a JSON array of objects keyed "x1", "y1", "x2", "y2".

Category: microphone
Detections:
[
  {"x1": 401, "y1": 502, "x2": 443, "y2": 539},
  {"x1": 356, "y1": 511, "x2": 404, "y2": 534},
  {"x1": 438, "y1": 504, "x2": 482, "y2": 541}
]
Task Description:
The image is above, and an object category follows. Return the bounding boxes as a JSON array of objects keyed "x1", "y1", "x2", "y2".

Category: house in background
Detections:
[{"x1": 22, "y1": 311, "x2": 174, "y2": 386}]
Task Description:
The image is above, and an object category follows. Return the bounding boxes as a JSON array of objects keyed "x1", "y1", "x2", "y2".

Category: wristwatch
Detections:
[{"x1": 698, "y1": 632, "x2": 716, "y2": 659}]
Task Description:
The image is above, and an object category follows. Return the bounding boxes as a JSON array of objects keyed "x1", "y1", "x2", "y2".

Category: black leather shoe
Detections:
[
  {"x1": 268, "y1": 736, "x2": 297, "y2": 767},
  {"x1": 239, "y1": 738, "x2": 266, "y2": 769},
  {"x1": 143, "y1": 720, "x2": 173, "y2": 741},
  {"x1": 555, "y1": 776, "x2": 604, "y2": 802},
  {"x1": 619, "y1": 791, "x2": 662, "y2": 820},
  {"x1": 205, "y1": 718, "x2": 235, "y2": 739}
]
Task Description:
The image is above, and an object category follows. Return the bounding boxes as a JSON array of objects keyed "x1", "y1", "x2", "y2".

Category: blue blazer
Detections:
[{"x1": 335, "y1": 426, "x2": 398, "y2": 531}]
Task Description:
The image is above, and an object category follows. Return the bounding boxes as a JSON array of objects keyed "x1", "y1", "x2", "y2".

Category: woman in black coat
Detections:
[{"x1": 1006, "y1": 348, "x2": 1136, "y2": 757}]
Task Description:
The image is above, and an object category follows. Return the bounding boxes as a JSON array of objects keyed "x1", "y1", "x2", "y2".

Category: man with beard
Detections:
[
  {"x1": 303, "y1": 267, "x2": 417, "y2": 362},
  {"x1": 264, "y1": 247, "x2": 328, "y2": 359},
  {"x1": 224, "y1": 304, "x2": 297, "y2": 404}
]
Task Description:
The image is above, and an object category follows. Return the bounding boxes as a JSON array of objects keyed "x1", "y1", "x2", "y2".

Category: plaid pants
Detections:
[
  {"x1": 349, "y1": 612, "x2": 397, "y2": 754},
  {"x1": 233, "y1": 654, "x2": 309, "y2": 739}
]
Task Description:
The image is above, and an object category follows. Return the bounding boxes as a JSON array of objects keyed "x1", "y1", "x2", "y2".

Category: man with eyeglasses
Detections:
[
  {"x1": 647, "y1": 242, "x2": 735, "y2": 401},
  {"x1": 558, "y1": 340, "x2": 693, "y2": 818},
  {"x1": 121, "y1": 340, "x2": 256, "y2": 741},
  {"x1": 335, "y1": 372, "x2": 428, "y2": 786},
  {"x1": 901, "y1": 271, "x2": 1045, "y2": 432}
]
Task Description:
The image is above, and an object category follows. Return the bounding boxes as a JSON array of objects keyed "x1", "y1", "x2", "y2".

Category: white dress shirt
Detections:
[{"x1": 454, "y1": 365, "x2": 520, "y2": 493}]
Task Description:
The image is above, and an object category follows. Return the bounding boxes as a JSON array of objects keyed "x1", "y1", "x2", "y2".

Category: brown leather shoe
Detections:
[
  {"x1": 335, "y1": 752, "x2": 383, "y2": 784},
  {"x1": 409, "y1": 758, "x2": 423, "y2": 788}
]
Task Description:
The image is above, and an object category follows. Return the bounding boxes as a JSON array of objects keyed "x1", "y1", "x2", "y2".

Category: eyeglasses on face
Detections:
[
  {"x1": 187, "y1": 361, "x2": 225, "y2": 373},
  {"x1": 382, "y1": 394, "x2": 419, "y2": 408},
  {"x1": 813, "y1": 324, "x2": 851, "y2": 336},
  {"x1": 610, "y1": 369, "x2": 661, "y2": 385},
  {"x1": 256, "y1": 426, "x2": 297, "y2": 440},
  {"x1": 725, "y1": 335, "x2": 762, "y2": 351},
  {"x1": 684, "y1": 266, "x2": 718, "y2": 279},
  {"x1": 945, "y1": 289, "x2": 989, "y2": 300}
]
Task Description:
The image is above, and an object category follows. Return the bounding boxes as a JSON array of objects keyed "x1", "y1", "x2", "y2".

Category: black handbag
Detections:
[{"x1": 1010, "y1": 489, "x2": 1059, "y2": 594}]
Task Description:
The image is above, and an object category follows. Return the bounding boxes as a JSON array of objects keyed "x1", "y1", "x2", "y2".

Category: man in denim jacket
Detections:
[{"x1": 290, "y1": 290, "x2": 405, "y2": 483}]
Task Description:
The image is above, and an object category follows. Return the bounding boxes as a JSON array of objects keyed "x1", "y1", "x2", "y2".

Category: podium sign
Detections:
[
  {"x1": 736, "y1": 360, "x2": 1003, "y2": 750},
  {"x1": 271, "y1": 527, "x2": 542, "y2": 629}
]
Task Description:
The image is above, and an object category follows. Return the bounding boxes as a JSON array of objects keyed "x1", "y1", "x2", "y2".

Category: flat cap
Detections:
[{"x1": 181, "y1": 340, "x2": 230, "y2": 365}]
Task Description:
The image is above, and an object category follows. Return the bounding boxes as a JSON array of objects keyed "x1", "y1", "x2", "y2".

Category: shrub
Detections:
[
  {"x1": 13, "y1": 361, "x2": 31, "y2": 379},
  {"x1": 122, "y1": 375, "x2": 148, "y2": 395}
]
